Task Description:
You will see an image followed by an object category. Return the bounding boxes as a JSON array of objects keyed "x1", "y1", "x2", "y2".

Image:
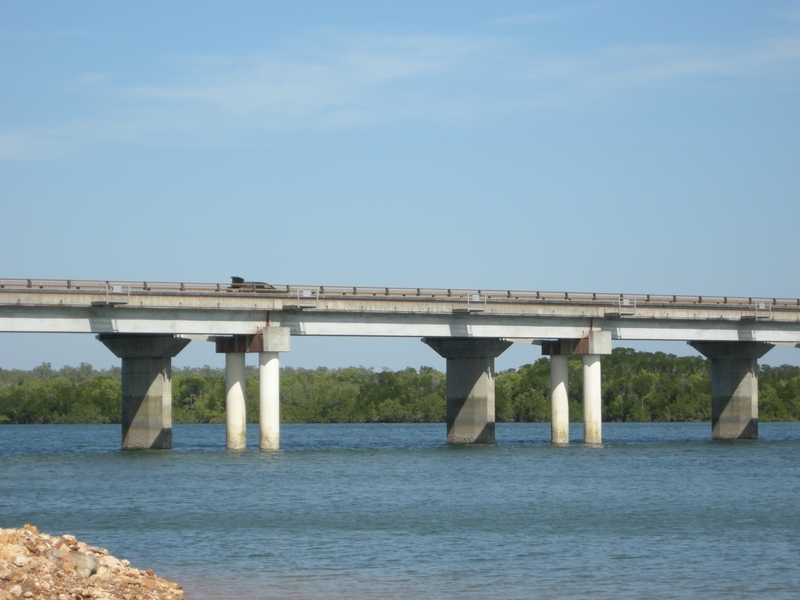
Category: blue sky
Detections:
[{"x1": 2, "y1": 1, "x2": 799, "y2": 371}]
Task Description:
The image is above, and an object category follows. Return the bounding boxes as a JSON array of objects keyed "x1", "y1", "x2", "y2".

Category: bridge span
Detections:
[{"x1": 2, "y1": 278, "x2": 799, "y2": 449}]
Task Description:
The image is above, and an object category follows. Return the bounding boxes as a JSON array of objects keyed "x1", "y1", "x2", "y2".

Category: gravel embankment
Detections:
[{"x1": 0, "y1": 525, "x2": 186, "y2": 600}]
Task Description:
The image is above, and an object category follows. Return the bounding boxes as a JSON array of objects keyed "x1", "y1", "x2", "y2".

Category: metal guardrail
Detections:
[{"x1": 0, "y1": 278, "x2": 798, "y2": 309}]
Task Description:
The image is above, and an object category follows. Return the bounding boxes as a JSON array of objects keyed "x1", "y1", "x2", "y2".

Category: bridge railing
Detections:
[{"x1": 1, "y1": 278, "x2": 799, "y2": 309}]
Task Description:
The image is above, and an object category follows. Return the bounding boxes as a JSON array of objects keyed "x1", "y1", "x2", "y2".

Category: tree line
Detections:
[{"x1": 1, "y1": 348, "x2": 799, "y2": 425}]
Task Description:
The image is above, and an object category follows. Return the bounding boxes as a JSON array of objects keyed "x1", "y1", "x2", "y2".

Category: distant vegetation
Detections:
[{"x1": 1, "y1": 348, "x2": 800, "y2": 424}]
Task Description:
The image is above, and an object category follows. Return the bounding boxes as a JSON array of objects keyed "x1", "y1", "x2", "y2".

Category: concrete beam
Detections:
[
  {"x1": 5, "y1": 303, "x2": 800, "y2": 344},
  {"x1": 216, "y1": 335, "x2": 256, "y2": 354},
  {"x1": 98, "y1": 334, "x2": 189, "y2": 450},
  {"x1": 423, "y1": 338, "x2": 511, "y2": 444},
  {"x1": 215, "y1": 327, "x2": 290, "y2": 354},
  {"x1": 541, "y1": 331, "x2": 612, "y2": 356},
  {"x1": 690, "y1": 341, "x2": 773, "y2": 440},
  {"x1": 257, "y1": 327, "x2": 291, "y2": 352},
  {"x1": 541, "y1": 338, "x2": 583, "y2": 356}
]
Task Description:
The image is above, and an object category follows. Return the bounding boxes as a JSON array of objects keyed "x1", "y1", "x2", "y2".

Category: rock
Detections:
[
  {"x1": 97, "y1": 556, "x2": 120, "y2": 571},
  {"x1": 46, "y1": 549, "x2": 77, "y2": 572},
  {"x1": 1, "y1": 526, "x2": 187, "y2": 599},
  {"x1": 12, "y1": 556, "x2": 30, "y2": 568},
  {"x1": 0, "y1": 545, "x2": 21, "y2": 561},
  {"x1": 73, "y1": 554, "x2": 98, "y2": 578}
]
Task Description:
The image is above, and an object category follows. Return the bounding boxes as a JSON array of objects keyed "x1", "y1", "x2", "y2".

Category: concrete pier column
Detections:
[
  {"x1": 689, "y1": 341, "x2": 773, "y2": 440},
  {"x1": 217, "y1": 328, "x2": 290, "y2": 450},
  {"x1": 259, "y1": 352, "x2": 280, "y2": 450},
  {"x1": 583, "y1": 354, "x2": 602, "y2": 444},
  {"x1": 225, "y1": 352, "x2": 247, "y2": 450},
  {"x1": 542, "y1": 332, "x2": 610, "y2": 445},
  {"x1": 423, "y1": 338, "x2": 511, "y2": 444},
  {"x1": 257, "y1": 328, "x2": 290, "y2": 450},
  {"x1": 550, "y1": 355, "x2": 570, "y2": 444},
  {"x1": 99, "y1": 334, "x2": 189, "y2": 450}
]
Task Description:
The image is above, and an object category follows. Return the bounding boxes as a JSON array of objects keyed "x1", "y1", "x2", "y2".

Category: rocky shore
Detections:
[{"x1": 0, "y1": 525, "x2": 186, "y2": 600}]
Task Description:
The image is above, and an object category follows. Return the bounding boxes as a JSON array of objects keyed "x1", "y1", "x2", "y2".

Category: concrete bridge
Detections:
[{"x1": 2, "y1": 277, "x2": 799, "y2": 449}]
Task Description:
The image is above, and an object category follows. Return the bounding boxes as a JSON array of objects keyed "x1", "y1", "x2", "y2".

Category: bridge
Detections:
[{"x1": 2, "y1": 277, "x2": 799, "y2": 449}]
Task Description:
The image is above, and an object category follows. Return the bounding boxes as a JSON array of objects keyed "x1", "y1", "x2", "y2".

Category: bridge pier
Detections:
[
  {"x1": 257, "y1": 328, "x2": 290, "y2": 450},
  {"x1": 583, "y1": 354, "x2": 602, "y2": 444},
  {"x1": 542, "y1": 332, "x2": 610, "y2": 444},
  {"x1": 423, "y1": 338, "x2": 511, "y2": 444},
  {"x1": 98, "y1": 334, "x2": 190, "y2": 450},
  {"x1": 689, "y1": 341, "x2": 773, "y2": 439},
  {"x1": 549, "y1": 355, "x2": 570, "y2": 444},
  {"x1": 225, "y1": 352, "x2": 247, "y2": 450},
  {"x1": 216, "y1": 328, "x2": 290, "y2": 450}
]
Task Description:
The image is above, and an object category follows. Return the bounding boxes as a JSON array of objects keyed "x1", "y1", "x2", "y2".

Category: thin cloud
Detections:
[
  {"x1": 494, "y1": 12, "x2": 560, "y2": 25},
  {"x1": 0, "y1": 129, "x2": 64, "y2": 160},
  {"x1": 78, "y1": 73, "x2": 108, "y2": 87},
  {"x1": 122, "y1": 35, "x2": 498, "y2": 128},
  {"x1": 3, "y1": 32, "x2": 800, "y2": 159},
  {"x1": 518, "y1": 36, "x2": 800, "y2": 99},
  {"x1": 126, "y1": 34, "x2": 800, "y2": 124}
]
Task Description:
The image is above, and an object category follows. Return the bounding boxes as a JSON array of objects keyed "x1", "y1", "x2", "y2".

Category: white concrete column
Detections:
[
  {"x1": 225, "y1": 352, "x2": 247, "y2": 450},
  {"x1": 582, "y1": 354, "x2": 602, "y2": 444},
  {"x1": 259, "y1": 351, "x2": 280, "y2": 450},
  {"x1": 550, "y1": 355, "x2": 570, "y2": 444}
]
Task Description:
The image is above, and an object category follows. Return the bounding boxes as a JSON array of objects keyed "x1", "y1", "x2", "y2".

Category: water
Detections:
[{"x1": 2, "y1": 423, "x2": 800, "y2": 599}]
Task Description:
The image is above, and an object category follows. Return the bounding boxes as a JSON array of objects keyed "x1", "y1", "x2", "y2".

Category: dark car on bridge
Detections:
[{"x1": 228, "y1": 276, "x2": 278, "y2": 292}]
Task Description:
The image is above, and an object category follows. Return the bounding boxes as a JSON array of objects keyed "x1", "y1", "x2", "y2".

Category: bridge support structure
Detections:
[
  {"x1": 423, "y1": 338, "x2": 511, "y2": 444},
  {"x1": 225, "y1": 351, "x2": 247, "y2": 450},
  {"x1": 98, "y1": 334, "x2": 190, "y2": 450},
  {"x1": 549, "y1": 354, "x2": 570, "y2": 444},
  {"x1": 216, "y1": 328, "x2": 290, "y2": 450},
  {"x1": 689, "y1": 341, "x2": 773, "y2": 440},
  {"x1": 542, "y1": 332, "x2": 611, "y2": 445}
]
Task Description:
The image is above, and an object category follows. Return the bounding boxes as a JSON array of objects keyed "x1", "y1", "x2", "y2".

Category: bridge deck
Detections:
[{"x1": 1, "y1": 278, "x2": 799, "y2": 343}]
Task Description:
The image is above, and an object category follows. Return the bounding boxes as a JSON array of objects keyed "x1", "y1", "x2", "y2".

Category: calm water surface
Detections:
[{"x1": 2, "y1": 423, "x2": 800, "y2": 599}]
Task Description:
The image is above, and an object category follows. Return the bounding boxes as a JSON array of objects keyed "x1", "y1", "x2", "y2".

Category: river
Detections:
[{"x1": 2, "y1": 423, "x2": 799, "y2": 599}]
